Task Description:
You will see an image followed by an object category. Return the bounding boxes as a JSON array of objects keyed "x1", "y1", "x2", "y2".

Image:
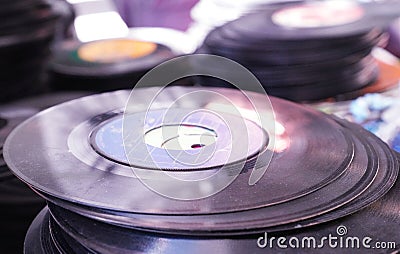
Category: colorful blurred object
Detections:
[
  {"x1": 386, "y1": 18, "x2": 400, "y2": 58},
  {"x1": 113, "y1": 0, "x2": 199, "y2": 31}
]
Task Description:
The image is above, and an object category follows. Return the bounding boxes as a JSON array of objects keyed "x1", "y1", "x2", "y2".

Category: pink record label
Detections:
[{"x1": 272, "y1": 1, "x2": 364, "y2": 28}]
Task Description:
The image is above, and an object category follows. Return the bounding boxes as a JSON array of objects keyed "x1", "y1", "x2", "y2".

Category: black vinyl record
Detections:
[
  {"x1": 225, "y1": 1, "x2": 400, "y2": 41},
  {"x1": 0, "y1": 21, "x2": 56, "y2": 49},
  {"x1": 49, "y1": 39, "x2": 178, "y2": 91},
  {"x1": 14, "y1": 87, "x2": 399, "y2": 254},
  {"x1": 0, "y1": 92, "x2": 90, "y2": 254},
  {"x1": 204, "y1": 31, "x2": 382, "y2": 67},
  {"x1": 0, "y1": 0, "x2": 62, "y2": 103},
  {"x1": 25, "y1": 168, "x2": 400, "y2": 254},
  {"x1": 4, "y1": 87, "x2": 399, "y2": 243},
  {"x1": 0, "y1": 0, "x2": 45, "y2": 16},
  {"x1": 192, "y1": 54, "x2": 379, "y2": 101},
  {"x1": 204, "y1": 26, "x2": 382, "y2": 59},
  {"x1": 0, "y1": 3, "x2": 56, "y2": 32},
  {"x1": 196, "y1": 1, "x2": 400, "y2": 101},
  {"x1": 31, "y1": 181, "x2": 400, "y2": 254},
  {"x1": 0, "y1": 92, "x2": 91, "y2": 148}
]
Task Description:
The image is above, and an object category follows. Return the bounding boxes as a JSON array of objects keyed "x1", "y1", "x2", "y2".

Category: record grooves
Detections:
[
  {"x1": 3, "y1": 87, "x2": 399, "y2": 253},
  {"x1": 0, "y1": 92, "x2": 91, "y2": 254}
]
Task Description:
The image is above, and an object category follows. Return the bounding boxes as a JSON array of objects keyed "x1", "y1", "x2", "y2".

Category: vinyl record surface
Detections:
[
  {"x1": 26, "y1": 184, "x2": 400, "y2": 254},
  {"x1": 19, "y1": 87, "x2": 400, "y2": 254},
  {"x1": 4, "y1": 87, "x2": 399, "y2": 240},
  {"x1": 0, "y1": 91, "x2": 90, "y2": 254}
]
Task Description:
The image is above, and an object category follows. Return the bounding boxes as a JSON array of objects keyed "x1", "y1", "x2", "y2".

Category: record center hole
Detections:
[
  {"x1": 145, "y1": 124, "x2": 217, "y2": 151},
  {"x1": 191, "y1": 144, "x2": 205, "y2": 149}
]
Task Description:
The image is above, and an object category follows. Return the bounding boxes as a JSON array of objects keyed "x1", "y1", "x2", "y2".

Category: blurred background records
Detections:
[
  {"x1": 195, "y1": 0, "x2": 400, "y2": 102},
  {"x1": 48, "y1": 27, "x2": 190, "y2": 92},
  {"x1": 0, "y1": 0, "x2": 74, "y2": 103}
]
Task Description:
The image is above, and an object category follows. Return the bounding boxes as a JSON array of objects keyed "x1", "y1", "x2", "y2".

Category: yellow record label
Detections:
[{"x1": 78, "y1": 39, "x2": 157, "y2": 63}]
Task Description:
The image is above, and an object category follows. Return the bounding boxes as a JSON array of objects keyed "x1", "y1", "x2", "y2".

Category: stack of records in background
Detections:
[
  {"x1": 0, "y1": 0, "x2": 67, "y2": 103},
  {"x1": 195, "y1": 1, "x2": 400, "y2": 102},
  {"x1": 48, "y1": 27, "x2": 190, "y2": 92}
]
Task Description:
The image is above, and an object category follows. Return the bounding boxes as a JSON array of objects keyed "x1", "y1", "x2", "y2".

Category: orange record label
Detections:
[
  {"x1": 78, "y1": 39, "x2": 157, "y2": 63},
  {"x1": 272, "y1": 1, "x2": 364, "y2": 28}
]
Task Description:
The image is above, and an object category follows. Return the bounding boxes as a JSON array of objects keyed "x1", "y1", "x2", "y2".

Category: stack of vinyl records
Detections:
[
  {"x1": 0, "y1": 0, "x2": 62, "y2": 102},
  {"x1": 0, "y1": 92, "x2": 89, "y2": 254},
  {"x1": 48, "y1": 28, "x2": 186, "y2": 92},
  {"x1": 3, "y1": 87, "x2": 400, "y2": 253},
  {"x1": 196, "y1": 1, "x2": 400, "y2": 101}
]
